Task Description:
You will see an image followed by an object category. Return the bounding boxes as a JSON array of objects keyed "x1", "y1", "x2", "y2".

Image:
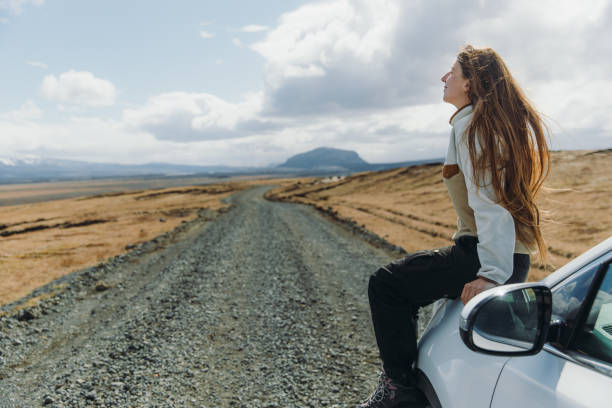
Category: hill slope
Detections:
[{"x1": 267, "y1": 149, "x2": 612, "y2": 281}]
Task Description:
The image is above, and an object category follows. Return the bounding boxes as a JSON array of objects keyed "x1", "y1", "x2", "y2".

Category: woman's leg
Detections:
[{"x1": 367, "y1": 237, "x2": 481, "y2": 386}]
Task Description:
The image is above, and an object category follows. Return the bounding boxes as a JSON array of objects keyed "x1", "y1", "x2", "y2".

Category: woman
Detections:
[{"x1": 359, "y1": 45, "x2": 550, "y2": 408}]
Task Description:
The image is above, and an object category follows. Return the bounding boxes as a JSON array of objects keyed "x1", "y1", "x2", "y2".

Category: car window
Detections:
[
  {"x1": 572, "y1": 263, "x2": 612, "y2": 364},
  {"x1": 551, "y1": 263, "x2": 598, "y2": 324}
]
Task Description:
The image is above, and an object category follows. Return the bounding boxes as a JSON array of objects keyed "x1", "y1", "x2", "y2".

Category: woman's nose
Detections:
[{"x1": 441, "y1": 72, "x2": 449, "y2": 82}]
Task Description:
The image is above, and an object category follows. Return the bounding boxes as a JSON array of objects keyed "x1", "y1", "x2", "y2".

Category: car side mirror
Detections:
[{"x1": 459, "y1": 283, "x2": 552, "y2": 356}]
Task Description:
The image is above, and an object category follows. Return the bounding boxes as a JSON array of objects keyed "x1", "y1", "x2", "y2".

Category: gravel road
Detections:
[{"x1": 0, "y1": 186, "x2": 429, "y2": 407}]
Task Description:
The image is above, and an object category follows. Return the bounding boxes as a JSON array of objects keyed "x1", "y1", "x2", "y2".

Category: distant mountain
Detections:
[
  {"x1": 277, "y1": 147, "x2": 442, "y2": 173},
  {"x1": 0, "y1": 149, "x2": 443, "y2": 184},
  {"x1": 0, "y1": 158, "x2": 244, "y2": 184},
  {"x1": 278, "y1": 147, "x2": 368, "y2": 171}
]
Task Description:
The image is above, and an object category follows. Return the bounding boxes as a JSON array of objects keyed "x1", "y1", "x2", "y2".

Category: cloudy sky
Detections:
[{"x1": 1, "y1": 0, "x2": 611, "y2": 166}]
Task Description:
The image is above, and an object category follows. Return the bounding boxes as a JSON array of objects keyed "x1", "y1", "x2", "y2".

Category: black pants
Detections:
[{"x1": 367, "y1": 236, "x2": 530, "y2": 386}]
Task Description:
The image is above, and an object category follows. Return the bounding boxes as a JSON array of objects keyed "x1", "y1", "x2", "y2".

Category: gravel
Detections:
[{"x1": 0, "y1": 186, "x2": 432, "y2": 407}]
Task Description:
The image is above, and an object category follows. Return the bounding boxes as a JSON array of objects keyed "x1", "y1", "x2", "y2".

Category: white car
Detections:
[{"x1": 416, "y1": 236, "x2": 612, "y2": 408}]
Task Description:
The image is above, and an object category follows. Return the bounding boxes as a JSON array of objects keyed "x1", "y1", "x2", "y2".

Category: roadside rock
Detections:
[{"x1": 94, "y1": 281, "x2": 111, "y2": 292}]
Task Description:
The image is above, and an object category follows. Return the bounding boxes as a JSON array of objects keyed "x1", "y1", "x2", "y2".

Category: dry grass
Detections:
[
  {"x1": 2, "y1": 151, "x2": 609, "y2": 306},
  {"x1": 0, "y1": 182, "x2": 249, "y2": 305},
  {"x1": 267, "y1": 149, "x2": 612, "y2": 282},
  {"x1": 0, "y1": 177, "x2": 229, "y2": 205}
]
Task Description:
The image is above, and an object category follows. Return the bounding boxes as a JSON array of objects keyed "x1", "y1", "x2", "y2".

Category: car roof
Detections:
[{"x1": 542, "y1": 236, "x2": 612, "y2": 288}]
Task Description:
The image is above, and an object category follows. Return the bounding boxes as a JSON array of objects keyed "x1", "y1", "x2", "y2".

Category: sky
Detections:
[{"x1": 1, "y1": 0, "x2": 611, "y2": 166}]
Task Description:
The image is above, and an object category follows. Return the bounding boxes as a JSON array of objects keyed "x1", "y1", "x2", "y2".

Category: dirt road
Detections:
[{"x1": 0, "y1": 186, "x2": 413, "y2": 407}]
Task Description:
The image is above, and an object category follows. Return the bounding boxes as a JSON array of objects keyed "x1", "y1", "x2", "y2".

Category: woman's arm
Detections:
[{"x1": 454, "y1": 128, "x2": 515, "y2": 285}]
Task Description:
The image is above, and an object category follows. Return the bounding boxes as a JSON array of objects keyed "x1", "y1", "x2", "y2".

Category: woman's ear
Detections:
[{"x1": 463, "y1": 80, "x2": 470, "y2": 94}]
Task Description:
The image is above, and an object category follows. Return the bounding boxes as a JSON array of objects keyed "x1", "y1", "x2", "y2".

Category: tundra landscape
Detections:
[
  {"x1": 0, "y1": 149, "x2": 610, "y2": 406},
  {"x1": 0, "y1": 181, "x2": 249, "y2": 305},
  {"x1": 4, "y1": 1, "x2": 612, "y2": 406},
  {"x1": 267, "y1": 149, "x2": 612, "y2": 281}
]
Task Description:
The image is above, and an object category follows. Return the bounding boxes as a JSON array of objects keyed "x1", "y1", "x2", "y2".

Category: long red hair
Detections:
[{"x1": 457, "y1": 45, "x2": 550, "y2": 259}]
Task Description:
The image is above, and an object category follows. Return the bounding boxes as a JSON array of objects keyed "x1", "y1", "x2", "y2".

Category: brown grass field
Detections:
[
  {"x1": 0, "y1": 175, "x2": 266, "y2": 206},
  {"x1": 1, "y1": 149, "x2": 610, "y2": 306},
  {"x1": 0, "y1": 181, "x2": 252, "y2": 305},
  {"x1": 267, "y1": 149, "x2": 612, "y2": 282}
]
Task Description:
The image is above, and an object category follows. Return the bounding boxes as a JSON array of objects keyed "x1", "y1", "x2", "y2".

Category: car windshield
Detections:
[{"x1": 551, "y1": 263, "x2": 598, "y2": 324}]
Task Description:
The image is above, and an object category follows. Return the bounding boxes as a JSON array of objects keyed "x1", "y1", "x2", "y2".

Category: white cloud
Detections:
[
  {"x1": 122, "y1": 91, "x2": 274, "y2": 142},
  {"x1": 117, "y1": 83, "x2": 453, "y2": 162},
  {"x1": 250, "y1": 0, "x2": 612, "y2": 135},
  {"x1": 41, "y1": 70, "x2": 117, "y2": 107},
  {"x1": 27, "y1": 60, "x2": 47, "y2": 69},
  {"x1": 0, "y1": 100, "x2": 43, "y2": 122},
  {"x1": 252, "y1": 0, "x2": 401, "y2": 115},
  {"x1": 0, "y1": 114, "x2": 288, "y2": 167},
  {"x1": 0, "y1": 116, "x2": 159, "y2": 164},
  {"x1": 241, "y1": 24, "x2": 269, "y2": 33},
  {"x1": 5, "y1": 0, "x2": 611, "y2": 168},
  {"x1": 115, "y1": 0, "x2": 612, "y2": 161},
  {"x1": 200, "y1": 30, "x2": 215, "y2": 39},
  {"x1": 0, "y1": 0, "x2": 44, "y2": 15}
]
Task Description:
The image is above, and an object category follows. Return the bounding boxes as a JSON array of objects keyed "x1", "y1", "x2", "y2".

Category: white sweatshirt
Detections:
[{"x1": 443, "y1": 104, "x2": 528, "y2": 284}]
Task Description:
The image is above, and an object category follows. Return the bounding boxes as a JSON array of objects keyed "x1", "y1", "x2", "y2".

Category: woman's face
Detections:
[{"x1": 441, "y1": 60, "x2": 470, "y2": 108}]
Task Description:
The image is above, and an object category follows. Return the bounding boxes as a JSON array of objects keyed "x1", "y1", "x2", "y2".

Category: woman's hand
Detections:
[{"x1": 461, "y1": 277, "x2": 497, "y2": 304}]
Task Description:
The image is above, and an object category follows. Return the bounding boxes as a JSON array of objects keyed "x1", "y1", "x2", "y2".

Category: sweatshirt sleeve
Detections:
[{"x1": 454, "y1": 130, "x2": 515, "y2": 285}]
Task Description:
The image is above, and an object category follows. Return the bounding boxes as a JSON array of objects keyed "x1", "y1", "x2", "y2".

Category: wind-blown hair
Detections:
[{"x1": 457, "y1": 45, "x2": 550, "y2": 259}]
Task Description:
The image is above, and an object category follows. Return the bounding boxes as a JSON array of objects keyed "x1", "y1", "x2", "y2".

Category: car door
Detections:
[{"x1": 490, "y1": 252, "x2": 612, "y2": 408}]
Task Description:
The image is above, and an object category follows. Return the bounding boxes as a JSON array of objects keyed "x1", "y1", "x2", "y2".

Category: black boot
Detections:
[{"x1": 358, "y1": 371, "x2": 428, "y2": 408}]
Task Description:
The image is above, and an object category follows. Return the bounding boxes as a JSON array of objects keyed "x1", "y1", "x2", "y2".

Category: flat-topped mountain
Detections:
[
  {"x1": 278, "y1": 147, "x2": 369, "y2": 171},
  {"x1": 278, "y1": 147, "x2": 442, "y2": 172}
]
